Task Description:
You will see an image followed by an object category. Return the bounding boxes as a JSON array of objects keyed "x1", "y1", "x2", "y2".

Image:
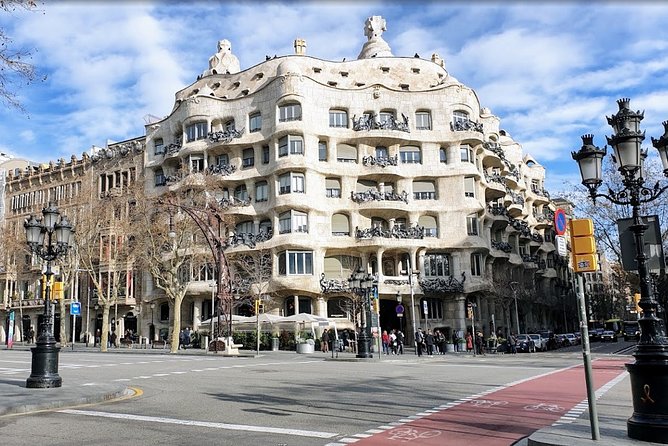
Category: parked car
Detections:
[
  {"x1": 563, "y1": 333, "x2": 577, "y2": 346},
  {"x1": 601, "y1": 330, "x2": 618, "y2": 342},
  {"x1": 572, "y1": 332, "x2": 582, "y2": 344},
  {"x1": 554, "y1": 334, "x2": 568, "y2": 347},
  {"x1": 515, "y1": 334, "x2": 536, "y2": 353},
  {"x1": 529, "y1": 334, "x2": 547, "y2": 351}
]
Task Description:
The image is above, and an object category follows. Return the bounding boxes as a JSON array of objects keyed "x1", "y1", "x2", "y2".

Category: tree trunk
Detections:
[
  {"x1": 100, "y1": 304, "x2": 110, "y2": 352},
  {"x1": 59, "y1": 300, "x2": 68, "y2": 347},
  {"x1": 170, "y1": 296, "x2": 182, "y2": 354}
]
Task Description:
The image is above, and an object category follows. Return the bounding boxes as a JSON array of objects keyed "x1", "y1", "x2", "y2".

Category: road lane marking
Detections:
[{"x1": 58, "y1": 409, "x2": 338, "y2": 438}]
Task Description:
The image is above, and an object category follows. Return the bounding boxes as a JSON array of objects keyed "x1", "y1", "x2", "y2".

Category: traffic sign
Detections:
[
  {"x1": 422, "y1": 300, "x2": 428, "y2": 316},
  {"x1": 554, "y1": 208, "x2": 568, "y2": 236},
  {"x1": 395, "y1": 304, "x2": 405, "y2": 314},
  {"x1": 70, "y1": 302, "x2": 81, "y2": 315},
  {"x1": 556, "y1": 235, "x2": 567, "y2": 256}
]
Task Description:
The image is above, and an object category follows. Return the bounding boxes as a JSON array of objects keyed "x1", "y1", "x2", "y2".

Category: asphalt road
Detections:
[{"x1": 0, "y1": 340, "x2": 634, "y2": 446}]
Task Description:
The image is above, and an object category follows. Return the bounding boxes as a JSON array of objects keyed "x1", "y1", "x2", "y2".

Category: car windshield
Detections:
[
  {"x1": 603, "y1": 331, "x2": 614, "y2": 335},
  {"x1": 529, "y1": 335, "x2": 539, "y2": 340},
  {"x1": 517, "y1": 335, "x2": 529, "y2": 341}
]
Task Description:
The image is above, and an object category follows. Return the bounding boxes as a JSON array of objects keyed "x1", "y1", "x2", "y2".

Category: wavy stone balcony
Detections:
[
  {"x1": 351, "y1": 189, "x2": 409, "y2": 204},
  {"x1": 207, "y1": 163, "x2": 237, "y2": 176},
  {"x1": 362, "y1": 154, "x2": 399, "y2": 168},
  {"x1": 419, "y1": 272, "x2": 466, "y2": 294},
  {"x1": 208, "y1": 127, "x2": 245, "y2": 144},
  {"x1": 224, "y1": 229, "x2": 273, "y2": 249},
  {"x1": 355, "y1": 224, "x2": 425, "y2": 240},
  {"x1": 491, "y1": 240, "x2": 513, "y2": 253},
  {"x1": 450, "y1": 119, "x2": 483, "y2": 133},
  {"x1": 352, "y1": 112, "x2": 410, "y2": 133}
]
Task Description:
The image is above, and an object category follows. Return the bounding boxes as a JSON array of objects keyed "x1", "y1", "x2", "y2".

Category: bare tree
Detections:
[
  {"x1": 228, "y1": 249, "x2": 274, "y2": 313},
  {"x1": 1, "y1": 0, "x2": 44, "y2": 111}
]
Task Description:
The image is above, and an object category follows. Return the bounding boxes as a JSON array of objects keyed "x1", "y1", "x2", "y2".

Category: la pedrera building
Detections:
[{"x1": 142, "y1": 15, "x2": 572, "y2": 345}]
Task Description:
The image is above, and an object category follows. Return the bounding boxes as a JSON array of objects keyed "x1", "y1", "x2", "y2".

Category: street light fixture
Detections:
[
  {"x1": 572, "y1": 98, "x2": 668, "y2": 443},
  {"x1": 23, "y1": 202, "x2": 75, "y2": 388},
  {"x1": 348, "y1": 268, "x2": 375, "y2": 358}
]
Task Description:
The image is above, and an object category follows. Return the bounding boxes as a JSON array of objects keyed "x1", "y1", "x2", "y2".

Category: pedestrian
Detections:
[
  {"x1": 28, "y1": 326, "x2": 35, "y2": 344},
  {"x1": 466, "y1": 332, "x2": 473, "y2": 353},
  {"x1": 184, "y1": 327, "x2": 192, "y2": 349},
  {"x1": 476, "y1": 332, "x2": 485, "y2": 355},
  {"x1": 426, "y1": 329, "x2": 435, "y2": 356},
  {"x1": 452, "y1": 331, "x2": 459, "y2": 352},
  {"x1": 381, "y1": 330, "x2": 390, "y2": 355},
  {"x1": 321, "y1": 329, "x2": 330, "y2": 353},
  {"x1": 179, "y1": 329, "x2": 185, "y2": 350},
  {"x1": 95, "y1": 328, "x2": 101, "y2": 347},
  {"x1": 110, "y1": 331, "x2": 117, "y2": 348},
  {"x1": 510, "y1": 333, "x2": 517, "y2": 354},
  {"x1": 341, "y1": 330, "x2": 349, "y2": 352},
  {"x1": 396, "y1": 330, "x2": 404, "y2": 354},
  {"x1": 435, "y1": 329, "x2": 446, "y2": 354},
  {"x1": 415, "y1": 328, "x2": 425, "y2": 357},
  {"x1": 389, "y1": 329, "x2": 397, "y2": 354}
]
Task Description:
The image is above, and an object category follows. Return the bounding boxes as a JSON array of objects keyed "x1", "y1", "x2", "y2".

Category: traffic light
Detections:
[
  {"x1": 634, "y1": 293, "x2": 642, "y2": 315},
  {"x1": 570, "y1": 218, "x2": 598, "y2": 273},
  {"x1": 52, "y1": 281, "x2": 64, "y2": 301},
  {"x1": 372, "y1": 298, "x2": 379, "y2": 313},
  {"x1": 254, "y1": 299, "x2": 264, "y2": 314}
]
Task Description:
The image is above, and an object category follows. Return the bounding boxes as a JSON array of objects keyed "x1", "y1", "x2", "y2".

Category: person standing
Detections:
[
  {"x1": 321, "y1": 329, "x2": 330, "y2": 353},
  {"x1": 466, "y1": 332, "x2": 473, "y2": 353},
  {"x1": 381, "y1": 330, "x2": 390, "y2": 355},
  {"x1": 452, "y1": 331, "x2": 459, "y2": 352},
  {"x1": 389, "y1": 329, "x2": 397, "y2": 354},
  {"x1": 415, "y1": 328, "x2": 425, "y2": 357},
  {"x1": 425, "y1": 329, "x2": 435, "y2": 357},
  {"x1": 396, "y1": 330, "x2": 404, "y2": 355}
]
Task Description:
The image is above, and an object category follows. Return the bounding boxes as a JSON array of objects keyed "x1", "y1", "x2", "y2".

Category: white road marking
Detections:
[{"x1": 58, "y1": 409, "x2": 338, "y2": 438}]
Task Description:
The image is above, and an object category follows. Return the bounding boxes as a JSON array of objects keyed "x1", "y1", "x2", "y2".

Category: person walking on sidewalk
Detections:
[
  {"x1": 415, "y1": 328, "x2": 425, "y2": 357},
  {"x1": 321, "y1": 329, "x2": 330, "y2": 353}
]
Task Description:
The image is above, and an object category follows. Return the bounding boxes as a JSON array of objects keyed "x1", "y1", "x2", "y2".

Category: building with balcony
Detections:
[{"x1": 142, "y1": 16, "x2": 565, "y2": 344}]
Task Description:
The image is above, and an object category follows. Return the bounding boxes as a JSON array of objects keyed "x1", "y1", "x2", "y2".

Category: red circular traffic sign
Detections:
[{"x1": 554, "y1": 208, "x2": 568, "y2": 235}]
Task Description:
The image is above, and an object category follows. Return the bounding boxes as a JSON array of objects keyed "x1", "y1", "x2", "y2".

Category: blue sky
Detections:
[{"x1": 1, "y1": 1, "x2": 668, "y2": 194}]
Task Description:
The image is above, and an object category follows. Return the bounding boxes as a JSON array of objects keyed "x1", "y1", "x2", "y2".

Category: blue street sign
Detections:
[
  {"x1": 395, "y1": 304, "x2": 405, "y2": 314},
  {"x1": 373, "y1": 286, "x2": 378, "y2": 299},
  {"x1": 554, "y1": 208, "x2": 568, "y2": 236},
  {"x1": 70, "y1": 302, "x2": 81, "y2": 315}
]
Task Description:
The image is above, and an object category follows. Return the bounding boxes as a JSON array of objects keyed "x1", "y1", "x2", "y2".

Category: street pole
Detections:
[
  {"x1": 85, "y1": 287, "x2": 90, "y2": 347},
  {"x1": 409, "y1": 264, "x2": 417, "y2": 354},
  {"x1": 576, "y1": 273, "x2": 600, "y2": 440},
  {"x1": 511, "y1": 282, "x2": 520, "y2": 334}
]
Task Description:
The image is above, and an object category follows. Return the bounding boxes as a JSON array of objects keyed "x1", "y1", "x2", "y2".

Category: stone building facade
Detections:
[{"x1": 142, "y1": 16, "x2": 565, "y2": 344}]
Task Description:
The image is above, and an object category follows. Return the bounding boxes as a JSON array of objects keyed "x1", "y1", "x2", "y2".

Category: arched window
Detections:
[
  {"x1": 235, "y1": 221, "x2": 254, "y2": 234},
  {"x1": 279, "y1": 102, "x2": 302, "y2": 122},
  {"x1": 439, "y1": 147, "x2": 447, "y2": 164},
  {"x1": 331, "y1": 213, "x2": 350, "y2": 236},
  {"x1": 325, "y1": 178, "x2": 341, "y2": 198},
  {"x1": 413, "y1": 181, "x2": 436, "y2": 200},
  {"x1": 329, "y1": 109, "x2": 348, "y2": 128},
  {"x1": 249, "y1": 112, "x2": 262, "y2": 132},
  {"x1": 234, "y1": 184, "x2": 248, "y2": 201},
  {"x1": 159, "y1": 303, "x2": 169, "y2": 321},
  {"x1": 400, "y1": 146, "x2": 421, "y2": 164},
  {"x1": 419, "y1": 215, "x2": 438, "y2": 237},
  {"x1": 415, "y1": 111, "x2": 432, "y2": 130},
  {"x1": 337, "y1": 144, "x2": 357, "y2": 163},
  {"x1": 356, "y1": 179, "x2": 378, "y2": 192}
]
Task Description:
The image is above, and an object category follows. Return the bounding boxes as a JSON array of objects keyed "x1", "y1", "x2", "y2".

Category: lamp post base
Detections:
[
  {"x1": 26, "y1": 337, "x2": 62, "y2": 389},
  {"x1": 356, "y1": 330, "x2": 373, "y2": 359},
  {"x1": 627, "y1": 355, "x2": 668, "y2": 443}
]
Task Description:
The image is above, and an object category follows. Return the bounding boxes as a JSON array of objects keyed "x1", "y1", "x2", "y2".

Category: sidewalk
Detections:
[{"x1": 0, "y1": 346, "x2": 661, "y2": 445}]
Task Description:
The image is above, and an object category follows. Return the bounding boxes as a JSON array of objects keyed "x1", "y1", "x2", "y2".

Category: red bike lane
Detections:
[{"x1": 350, "y1": 358, "x2": 628, "y2": 446}]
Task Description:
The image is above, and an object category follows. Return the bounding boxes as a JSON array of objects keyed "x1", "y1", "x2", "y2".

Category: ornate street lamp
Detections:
[
  {"x1": 572, "y1": 98, "x2": 668, "y2": 443},
  {"x1": 24, "y1": 202, "x2": 75, "y2": 388},
  {"x1": 348, "y1": 268, "x2": 376, "y2": 358}
]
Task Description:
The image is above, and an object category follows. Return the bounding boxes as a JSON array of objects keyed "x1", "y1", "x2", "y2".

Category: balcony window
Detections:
[
  {"x1": 413, "y1": 181, "x2": 436, "y2": 200},
  {"x1": 337, "y1": 143, "x2": 357, "y2": 163},
  {"x1": 419, "y1": 215, "x2": 437, "y2": 237},
  {"x1": 224, "y1": 119, "x2": 235, "y2": 131},
  {"x1": 331, "y1": 213, "x2": 350, "y2": 236},
  {"x1": 242, "y1": 148, "x2": 255, "y2": 168},
  {"x1": 279, "y1": 210, "x2": 308, "y2": 234},
  {"x1": 154, "y1": 138, "x2": 164, "y2": 155},
  {"x1": 471, "y1": 253, "x2": 483, "y2": 276},
  {"x1": 234, "y1": 184, "x2": 248, "y2": 201},
  {"x1": 325, "y1": 178, "x2": 341, "y2": 198},
  {"x1": 154, "y1": 169, "x2": 165, "y2": 187},
  {"x1": 279, "y1": 103, "x2": 302, "y2": 122},
  {"x1": 440, "y1": 147, "x2": 447, "y2": 164},
  {"x1": 262, "y1": 145, "x2": 270, "y2": 164},
  {"x1": 278, "y1": 172, "x2": 305, "y2": 194},
  {"x1": 379, "y1": 110, "x2": 395, "y2": 124},
  {"x1": 190, "y1": 155, "x2": 204, "y2": 173},
  {"x1": 467, "y1": 215, "x2": 479, "y2": 236},
  {"x1": 453, "y1": 110, "x2": 469, "y2": 127},
  {"x1": 249, "y1": 112, "x2": 262, "y2": 133},
  {"x1": 236, "y1": 221, "x2": 254, "y2": 234},
  {"x1": 460, "y1": 145, "x2": 474, "y2": 163},
  {"x1": 185, "y1": 121, "x2": 207, "y2": 142},
  {"x1": 400, "y1": 146, "x2": 421, "y2": 164},
  {"x1": 215, "y1": 154, "x2": 229, "y2": 166},
  {"x1": 329, "y1": 109, "x2": 348, "y2": 128},
  {"x1": 415, "y1": 111, "x2": 432, "y2": 130},
  {"x1": 278, "y1": 135, "x2": 304, "y2": 157},
  {"x1": 375, "y1": 146, "x2": 389, "y2": 159},
  {"x1": 319, "y1": 141, "x2": 328, "y2": 161},
  {"x1": 255, "y1": 181, "x2": 268, "y2": 202},
  {"x1": 278, "y1": 250, "x2": 313, "y2": 275},
  {"x1": 464, "y1": 177, "x2": 476, "y2": 198},
  {"x1": 421, "y1": 298, "x2": 443, "y2": 319},
  {"x1": 424, "y1": 253, "x2": 451, "y2": 277},
  {"x1": 259, "y1": 219, "x2": 272, "y2": 234}
]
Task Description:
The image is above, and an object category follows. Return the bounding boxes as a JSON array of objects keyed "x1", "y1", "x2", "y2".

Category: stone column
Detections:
[
  {"x1": 455, "y1": 295, "x2": 466, "y2": 333},
  {"x1": 193, "y1": 298, "x2": 202, "y2": 332}
]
